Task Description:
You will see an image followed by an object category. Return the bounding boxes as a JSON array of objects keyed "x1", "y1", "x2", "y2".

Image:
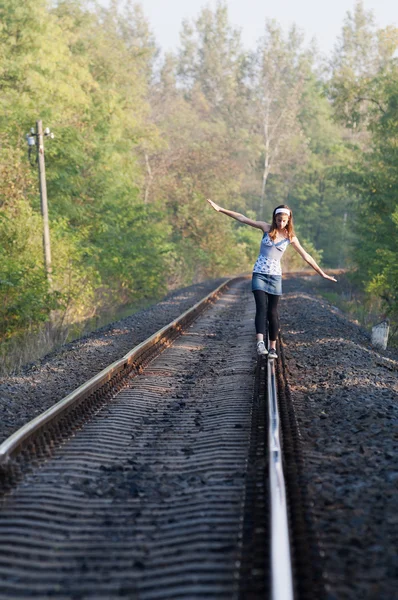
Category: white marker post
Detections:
[{"x1": 371, "y1": 320, "x2": 389, "y2": 350}]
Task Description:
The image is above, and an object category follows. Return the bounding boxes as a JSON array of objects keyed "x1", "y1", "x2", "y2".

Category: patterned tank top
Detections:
[{"x1": 252, "y1": 232, "x2": 290, "y2": 276}]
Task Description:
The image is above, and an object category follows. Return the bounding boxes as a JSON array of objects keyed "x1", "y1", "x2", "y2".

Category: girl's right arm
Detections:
[{"x1": 207, "y1": 199, "x2": 270, "y2": 232}]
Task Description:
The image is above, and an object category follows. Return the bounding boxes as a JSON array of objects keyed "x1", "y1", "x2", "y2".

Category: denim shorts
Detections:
[{"x1": 252, "y1": 272, "x2": 282, "y2": 295}]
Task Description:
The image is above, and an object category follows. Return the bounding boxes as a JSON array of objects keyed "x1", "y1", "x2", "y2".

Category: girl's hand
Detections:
[
  {"x1": 322, "y1": 273, "x2": 337, "y2": 282},
  {"x1": 207, "y1": 198, "x2": 221, "y2": 212}
]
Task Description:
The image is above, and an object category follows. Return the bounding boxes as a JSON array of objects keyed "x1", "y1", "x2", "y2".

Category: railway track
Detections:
[{"x1": 0, "y1": 277, "x2": 323, "y2": 599}]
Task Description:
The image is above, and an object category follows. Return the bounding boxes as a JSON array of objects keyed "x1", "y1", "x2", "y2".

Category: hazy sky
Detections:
[{"x1": 137, "y1": 0, "x2": 397, "y2": 57}]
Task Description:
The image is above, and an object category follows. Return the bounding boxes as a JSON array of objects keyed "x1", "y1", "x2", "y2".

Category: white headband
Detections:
[{"x1": 275, "y1": 208, "x2": 290, "y2": 217}]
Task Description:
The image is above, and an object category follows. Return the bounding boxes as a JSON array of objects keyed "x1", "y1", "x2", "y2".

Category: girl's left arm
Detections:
[{"x1": 291, "y1": 237, "x2": 337, "y2": 282}]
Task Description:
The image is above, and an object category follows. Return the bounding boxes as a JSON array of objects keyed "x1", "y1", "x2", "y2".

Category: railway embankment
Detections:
[
  {"x1": 280, "y1": 276, "x2": 397, "y2": 599},
  {"x1": 0, "y1": 278, "x2": 226, "y2": 444}
]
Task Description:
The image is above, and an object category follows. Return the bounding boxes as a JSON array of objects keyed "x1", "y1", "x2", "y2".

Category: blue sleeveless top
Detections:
[{"x1": 253, "y1": 232, "x2": 290, "y2": 276}]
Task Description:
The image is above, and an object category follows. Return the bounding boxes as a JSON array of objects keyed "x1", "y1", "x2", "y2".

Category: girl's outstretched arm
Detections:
[
  {"x1": 291, "y1": 237, "x2": 337, "y2": 282},
  {"x1": 207, "y1": 199, "x2": 270, "y2": 232}
]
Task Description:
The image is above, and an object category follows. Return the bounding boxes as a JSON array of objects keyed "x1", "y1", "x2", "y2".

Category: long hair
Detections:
[{"x1": 268, "y1": 204, "x2": 295, "y2": 241}]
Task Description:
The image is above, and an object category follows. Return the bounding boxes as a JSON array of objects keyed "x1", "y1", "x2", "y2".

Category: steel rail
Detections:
[
  {"x1": 267, "y1": 351, "x2": 294, "y2": 600},
  {"x1": 0, "y1": 277, "x2": 240, "y2": 465}
]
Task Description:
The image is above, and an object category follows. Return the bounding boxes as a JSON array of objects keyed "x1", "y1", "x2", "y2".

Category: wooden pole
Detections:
[{"x1": 36, "y1": 120, "x2": 52, "y2": 286}]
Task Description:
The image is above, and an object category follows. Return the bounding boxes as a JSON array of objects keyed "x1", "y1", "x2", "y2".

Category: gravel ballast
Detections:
[
  {"x1": 0, "y1": 274, "x2": 396, "y2": 599},
  {"x1": 280, "y1": 276, "x2": 397, "y2": 600}
]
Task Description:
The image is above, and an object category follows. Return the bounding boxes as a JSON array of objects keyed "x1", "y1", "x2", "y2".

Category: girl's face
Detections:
[{"x1": 275, "y1": 214, "x2": 289, "y2": 229}]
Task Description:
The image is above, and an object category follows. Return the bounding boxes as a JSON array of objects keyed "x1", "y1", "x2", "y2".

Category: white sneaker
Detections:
[
  {"x1": 256, "y1": 340, "x2": 268, "y2": 356},
  {"x1": 268, "y1": 347, "x2": 278, "y2": 359}
]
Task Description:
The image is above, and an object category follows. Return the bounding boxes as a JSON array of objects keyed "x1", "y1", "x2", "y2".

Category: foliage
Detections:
[
  {"x1": 329, "y1": 0, "x2": 398, "y2": 131},
  {"x1": 343, "y1": 69, "x2": 398, "y2": 328},
  {"x1": 0, "y1": 192, "x2": 56, "y2": 339},
  {"x1": 326, "y1": 0, "x2": 398, "y2": 332},
  {"x1": 249, "y1": 21, "x2": 313, "y2": 216}
]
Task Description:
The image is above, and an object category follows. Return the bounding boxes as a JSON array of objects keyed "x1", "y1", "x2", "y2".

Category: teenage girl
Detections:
[{"x1": 207, "y1": 199, "x2": 337, "y2": 358}]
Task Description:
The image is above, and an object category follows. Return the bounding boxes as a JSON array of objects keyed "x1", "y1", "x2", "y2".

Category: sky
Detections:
[{"x1": 135, "y1": 0, "x2": 397, "y2": 58}]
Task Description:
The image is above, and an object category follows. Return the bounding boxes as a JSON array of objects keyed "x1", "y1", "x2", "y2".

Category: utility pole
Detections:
[
  {"x1": 36, "y1": 120, "x2": 52, "y2": 285},
  {"x1": 27, "y1": 121, "x2": 54, "y2": 286}
]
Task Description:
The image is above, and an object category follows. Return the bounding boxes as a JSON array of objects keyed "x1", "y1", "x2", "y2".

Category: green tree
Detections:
[
  {"x1": 329, "y1": 0, "x2": 398, "y2": 130},
  {"x1": 248, "y1": 22, "x2": 313, "y2": 217},
  {"x1": 0, "y1": 0, "x2": 95, "y2": 340},
  {"x1": 51, "y1": 0, "x2": 171, "y2": 306},
  {"x1": 346, "y1": 70, "x2": 398, "y2": 329},
  {"x1": 177, "y1": 0, "x2": 248, "y2": 126},
  {"x1": 328, "y1": 1, "x2": 398, "y2": 335},
  {"x1": 0, "y1": 0, "x2": 171, "y2": 347},
  {"x1": 285, "y1": 78, "x2": 357, "y2": 266}
]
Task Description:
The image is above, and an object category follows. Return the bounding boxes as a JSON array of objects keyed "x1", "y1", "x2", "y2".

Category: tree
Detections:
[
  {"x1": 329, "y1": 0, "x2": 398, "y2": 130},
  {"x1": 285, "y1": 77, "x2": 358, "y2": 266},
  {"x1": 177, "y1": 0, "x2": 248, "y2": 126},
  {"x1": 328, "y1": 0, "x2": 398, "y2": 335},
  {"x1": 346, "y1": 69, "x2": 398, "y2": 330},
  {"x1": 250, "y1": 22, "x2": 313, "y2": 217}
]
